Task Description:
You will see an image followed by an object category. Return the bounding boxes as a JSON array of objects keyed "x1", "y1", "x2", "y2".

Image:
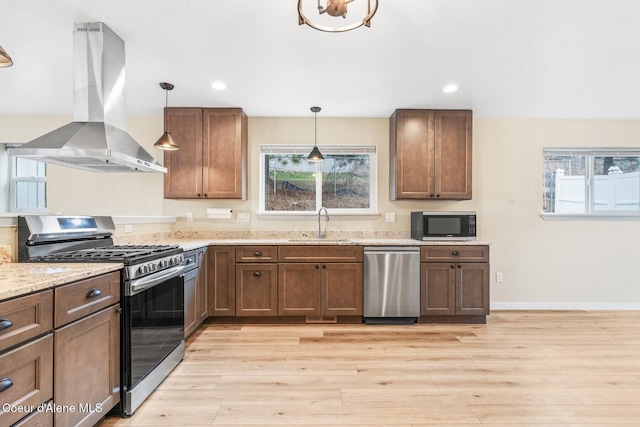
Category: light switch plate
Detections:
[
  {"x1": 186, "y1": 213, "x2": 193, "y2": 222},
  {"x1": 385, "y1": 213, "x2": 396, "y2": 223},
  {"x1": 124, "y1": 224, "x2": 133, "y2": 233}
]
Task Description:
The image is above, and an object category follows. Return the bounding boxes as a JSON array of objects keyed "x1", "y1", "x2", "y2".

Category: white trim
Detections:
[
  {"x1": 492, "y1": 302, "x2": 640, "y2": 310},
  {"x1": 111, "y1": 216, "x2": 177, "y2": 225},
  {"x1": 540, "y1": 213, "x2": 640, "y2": 220}
]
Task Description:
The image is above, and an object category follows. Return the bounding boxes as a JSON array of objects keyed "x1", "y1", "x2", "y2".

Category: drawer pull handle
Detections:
[
  {"x1": 253, "y1": 271, "x2": 262, "y2": 277},
  {"x1": 0, "y1": 319, "x2": 13, "y2": 331},
  {"x1": 451, "y1": 251, "x2": 460, "y2": 256},
  {"x1": 253, "y1": 251, "x2": 263, "y2": 257},
  {"x1": 0, "y1": 378, "x2": 13, "y2": 393},
  {"x1": 86, "y1": 289, "x2": 102, "y2": 299}
]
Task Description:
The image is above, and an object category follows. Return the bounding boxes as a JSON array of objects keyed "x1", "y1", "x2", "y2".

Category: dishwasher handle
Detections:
[{"x1": 364, "y1": 246, "x2": 420, "y2": 254}]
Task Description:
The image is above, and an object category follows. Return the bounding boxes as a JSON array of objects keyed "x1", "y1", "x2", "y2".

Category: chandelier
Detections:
[{"x1": 298, "y1": 0, "x2": 378, "y2": 33}]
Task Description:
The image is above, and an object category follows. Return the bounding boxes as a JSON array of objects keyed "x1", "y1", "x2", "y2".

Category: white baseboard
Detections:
[{"x1": 491, "y1": 302, "x2": 640, "y2": 310}]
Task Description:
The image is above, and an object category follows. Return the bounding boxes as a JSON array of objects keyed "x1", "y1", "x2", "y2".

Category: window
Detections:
[
  {"x1": 260, "y1": 145, "x2": 377, "y2": 215},
  {"x1": 9, "y1": 153, "x2": 47, "y2": 212},
  {"x1": 543, "y1": 148, "x2": 640, "y2": 217}
]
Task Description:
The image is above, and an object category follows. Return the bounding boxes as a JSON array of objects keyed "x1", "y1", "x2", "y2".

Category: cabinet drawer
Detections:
[
  {"x1": 54, "y1": 271, "x2": 120, "y2": 327},
  {"x1": 12, "y1": 407, "x2": 53, "y2": 427},
  {"x1": 0, "y1": 290, "x2": 53, "y2": 353},
  {"x1": 421, "y1": 245, "x2": 489, "y2": 263},
  {"x1": 278, "y1": 245, "x2": 363, "y2": 263},
  {"x1": 236, "y1": 245, "x2": 277, "y2": 263},
  {"x1": 0, "y1": 334, "x2": 53, "y2": 427}
]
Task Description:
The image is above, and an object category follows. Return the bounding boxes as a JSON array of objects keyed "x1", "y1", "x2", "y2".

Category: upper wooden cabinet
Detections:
[
  {"x1": 390, "y1": 109, "x2": 472, "y2": 200},
  {"x1": 164, "y1": 107, "x2": 247, "y2": 199}
]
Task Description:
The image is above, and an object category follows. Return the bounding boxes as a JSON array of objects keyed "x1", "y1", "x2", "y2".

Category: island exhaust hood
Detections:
[{"x1": 8, "y1": 22, "x2": 167, "y2": 173}]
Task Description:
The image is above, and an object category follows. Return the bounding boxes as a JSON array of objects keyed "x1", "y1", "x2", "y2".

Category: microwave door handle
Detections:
[{"x1": 128, "y1": 265, "x2": 185, "y2": 296}]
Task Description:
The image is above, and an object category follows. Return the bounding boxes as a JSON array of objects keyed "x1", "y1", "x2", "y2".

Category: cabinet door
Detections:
[
  {"x1": 421, "y1": 263, "x2": 456, "y2": 315},
  {"x1": 184, "y1": 268, "x2": 198, "y2": 337},
  {"x1": 434, "y1": 110, "x2": 472, "y2": 200},
  {"x1": 0, "y1": 334, "x2": 53, "y2": 427},
  {"x1": 390, "y1": 109, "x2": 435, "y2": 199},
  {"x1": 236, "y1": 264, "x2": 278, "y2": 316},
  {"x1": 54, "y1": 305, "x2": 120, "y2": 427},
  {"x1": 456, "y1": 263, "x2": 490, "y2": 315},
  {"x1": 196, "y1": 248, "x2": 209, "y2": 323},
  {"x1": 164, "y1": 107, "x2": 204, "y2": 198},
  {"x1": 278, "y1": 263, "x2": 321, "y2": 316},
  {"x1": 321, "y1": 263, "x2": 363, "y2": 316},
  {"x1": 208, "y1": 246, "x2": 236, "y2": 316},
  {"x1": 202, "y1": 108, "x2": 247, "y2": 199}
]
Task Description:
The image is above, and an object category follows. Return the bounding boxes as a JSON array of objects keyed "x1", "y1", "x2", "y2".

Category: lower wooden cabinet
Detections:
[
  {"x1": 196, "y1": 248, "x2": 209, "y2": 323},
  {"x1": 236, "y1": 263, "x2": 278, "y2": 316},
  {"x1": 185, "y1": 247, "x2": 210, "y2": 337},
  {"x1": 420, "y1": 245, "x2": 490, "y2": 317},
  {"x1": 278, "y1": 263, "x2": 363, "y2": 316},
  {"x1": 0, "y1": 334, "x2": 53, "y2": 427},
  {"x1": 54, "y1": 304, "x2": 120, "y2": 427},
  {"x1": 208, "y1": 246, "x2": 236, "y2": 316}
]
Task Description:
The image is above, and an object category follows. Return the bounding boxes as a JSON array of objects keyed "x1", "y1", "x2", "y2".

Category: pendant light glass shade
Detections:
[
  {"x1": 0, "y1": 44, "x2": 13, "y2": 67},
  {"x1": 154, "y1": 82, "x2": 179, "y2": 150},
  {"x1": 306, "y1": 106, "x2": 324, "y2": 162}
]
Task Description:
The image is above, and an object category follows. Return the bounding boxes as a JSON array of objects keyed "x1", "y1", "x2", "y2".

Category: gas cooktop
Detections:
[{"x1": 30, "y1": 244, "x2": 183, "y2": 265}]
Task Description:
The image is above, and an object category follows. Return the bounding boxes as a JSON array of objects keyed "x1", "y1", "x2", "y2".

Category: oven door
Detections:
[{"x1": 122, "y1": 265, "x2": 185, "y2": 415}]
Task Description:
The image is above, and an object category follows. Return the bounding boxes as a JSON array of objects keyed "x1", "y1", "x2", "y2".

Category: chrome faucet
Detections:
[{"x1": 317, "y1": 207, "x2": 329, "y2": 239}]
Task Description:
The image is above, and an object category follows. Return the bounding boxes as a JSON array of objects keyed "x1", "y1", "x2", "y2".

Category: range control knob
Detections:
[{"x1": 138, "y1": 265, "x2": 148, "y2": 275}]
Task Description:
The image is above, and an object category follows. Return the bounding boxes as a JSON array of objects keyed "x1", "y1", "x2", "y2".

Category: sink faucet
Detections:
[{"x1": 317, "y1": 207, "x2": 329, "y2": 239}]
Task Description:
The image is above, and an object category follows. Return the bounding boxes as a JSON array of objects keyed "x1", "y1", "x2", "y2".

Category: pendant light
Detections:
[
  {"x1": 306, "y1": 106, "x2": 324, "y2": 162},
  {"x1": 154, "y1": 82, "x2": 179, "y2": 150},
  {"x1": 0, "y1": 43, "x2": 13, "y2": 67}
]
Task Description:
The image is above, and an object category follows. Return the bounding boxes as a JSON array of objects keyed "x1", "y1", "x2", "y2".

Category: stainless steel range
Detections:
[{"x1": 18, "y1": 215, "x2": 185, "y2": 417}]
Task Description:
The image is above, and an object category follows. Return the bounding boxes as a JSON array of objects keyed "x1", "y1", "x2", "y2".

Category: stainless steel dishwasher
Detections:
[{"x1": 363, "y1": 246, "x2": 421, "y2": 324}]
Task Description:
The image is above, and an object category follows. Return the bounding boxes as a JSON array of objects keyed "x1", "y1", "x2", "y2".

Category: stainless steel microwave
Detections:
[{"x1": 411, "y1": 211, "x2": 477, "y2": 241}]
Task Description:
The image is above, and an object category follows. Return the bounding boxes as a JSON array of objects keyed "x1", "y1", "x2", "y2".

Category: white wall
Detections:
[{"x1": 1, "y1": 114, "x2": 639, "y2": 308}]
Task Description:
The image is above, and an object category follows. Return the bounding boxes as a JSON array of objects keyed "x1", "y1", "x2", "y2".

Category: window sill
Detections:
[
  {"x1": 257, "y1": 212, "x2": 380, "y2": 220},
  {"x1": 540, "y1": 213, "x2": 640, "y2": 221}
]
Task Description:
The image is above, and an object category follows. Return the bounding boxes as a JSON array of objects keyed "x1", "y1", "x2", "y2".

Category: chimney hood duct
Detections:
[{"x1": 8, "y1": 22, "x2": 166, "y2": 173}]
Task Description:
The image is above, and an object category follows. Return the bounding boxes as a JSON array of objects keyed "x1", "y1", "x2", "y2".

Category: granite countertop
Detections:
[
  {"x1": 0, "y1": 262, "x2": 123, "y2": 301},
  {"x1": 170, "y1": 238, "x2": 490, "y2": 252}
]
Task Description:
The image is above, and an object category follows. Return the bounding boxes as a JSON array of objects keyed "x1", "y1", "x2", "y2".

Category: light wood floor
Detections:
[{"x1": 101, "y1": 311, "x2": 640, "y2": 426}]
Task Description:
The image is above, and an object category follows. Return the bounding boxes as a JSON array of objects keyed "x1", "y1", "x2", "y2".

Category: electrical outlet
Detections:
[
  {"x1": 385, "y1": 213, "x2": 396, "y2": 223},
  {"x1": 186, "y1": 213, "x2": 194, "y2": 222},
  {"x1": 496, "y1": 272, "x2": 504, "y2": 283},
  {"x1": 237, "y1": 212, "x2": 250, "y2": 222},
  {"x1": 124, "y1": 224, "x2": 133, "y2": 233}
]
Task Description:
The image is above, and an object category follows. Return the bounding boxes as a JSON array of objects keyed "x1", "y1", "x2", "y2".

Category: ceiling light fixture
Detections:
[
  {"x1": 211, "y1": 81, "x2": 226, "y2": 90},
  {"x1": 298, "y1": 0, "x2": 378, "y2": 33},
  {"x1": 154, "y1": 82, "x2": 179, "y2": 151},
  {"x1": 443, "y1": 84, "x2": 459, "y2": 93},
  {"x1": 0, "y1": 43, "x2": 13, "y2": 67},
  {"x1": 306, "y1": 106, "x2": 324, "y2": 163}
]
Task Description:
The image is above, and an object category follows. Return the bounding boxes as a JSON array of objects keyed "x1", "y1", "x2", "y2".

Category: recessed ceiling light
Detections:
[
  {"x1": 443, "y1": 84, "x2": 458, "y2": 93},
  {"x1": 211, "y1": 81, "x2": 226, "y2": 90}
]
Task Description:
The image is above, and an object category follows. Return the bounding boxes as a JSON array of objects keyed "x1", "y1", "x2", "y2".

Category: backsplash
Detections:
[{"x1": 0, "y1": 227, "x2": 16, "y2": 264}]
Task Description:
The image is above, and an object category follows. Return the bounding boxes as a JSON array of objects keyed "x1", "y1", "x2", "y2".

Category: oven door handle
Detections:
[{"x1": 128, "y1": 265, "x2": 185, "y2": 296}]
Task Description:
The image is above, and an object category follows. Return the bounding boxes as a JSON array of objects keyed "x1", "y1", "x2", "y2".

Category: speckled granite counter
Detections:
[
  {"x1": 163, "y1": 238, "x2": 490, "y2": 252},
  {"x1": 0, "y1": 262, "x2": 123, "y2": 301}
]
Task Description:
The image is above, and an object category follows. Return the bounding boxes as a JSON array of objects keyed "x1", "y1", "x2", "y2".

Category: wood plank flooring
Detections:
[{"x1": 100, "y1": 311, "x2": 640, "y2": 425}]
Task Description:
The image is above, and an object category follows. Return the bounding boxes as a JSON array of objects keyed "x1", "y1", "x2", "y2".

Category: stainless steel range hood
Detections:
[{"x1": 8, "y1": 22, "x2": 166, "y2": 173}]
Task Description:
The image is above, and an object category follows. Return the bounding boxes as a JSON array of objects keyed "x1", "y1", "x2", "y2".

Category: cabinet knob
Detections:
[
  {"x1": 436, "y1": 194, "x2": 440, "y2": 198},
  {"x1": 253, "y1": 251, "x2": 263, "y2": 257},
  {"x1": 451, "y1": 251, "x2": 460, "y2": 256},
  {"x1": 86, "y1": 289, "x2": 102, "y2": 299},
  {"x1": 0, "y1": 319, "x2": 13, "y2": 332},
  {"x1": 203, "y1": 194, "x2": 208, "y2": 197},
  {"x1": 450, "y1": 265, "x2": 455, "y2": 269},
  {"x1": 457, "y1": 265, "x2": 462, "y2": 268},
  {"x1": 197, "y1": 193, "x2": 201, "y2": 197},
  {"x1": 315, "y1": 265, "x2": 319, "y2": 269},
  {"x1": 253, "y1": 271, "x2": 262, "y2": 277},
  {"x1": 0, "y1": 378, "x2": 13, "y2": 393}
]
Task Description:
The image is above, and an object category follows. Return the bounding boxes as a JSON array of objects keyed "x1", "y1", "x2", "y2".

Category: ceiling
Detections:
[{"x1": 1, "y1": 0, "x2": 640, "y2": 119}]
